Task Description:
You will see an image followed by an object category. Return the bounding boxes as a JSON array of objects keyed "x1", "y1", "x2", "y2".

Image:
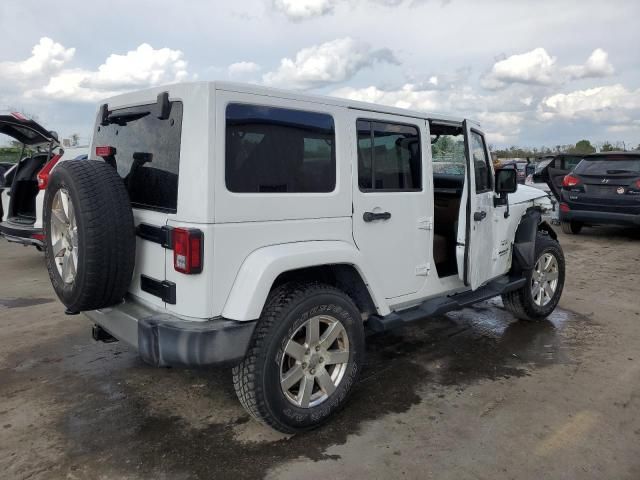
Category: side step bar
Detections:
[{"x1": 367, "y1": 275, "x2": 527, "y2": 332}]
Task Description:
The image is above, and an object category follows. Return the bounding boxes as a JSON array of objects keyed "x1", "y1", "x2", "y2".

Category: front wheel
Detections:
[
  {"x1": 232, "y1": 282, "x2": 365, "y2": 433},
  {"x1": 502, "y1": 233, "x2": 565, "y2": 321}
]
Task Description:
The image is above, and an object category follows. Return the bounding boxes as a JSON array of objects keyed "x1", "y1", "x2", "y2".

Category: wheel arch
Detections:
[{"x1": 221, "y1": 241, "x2": 389, "y2": 321}]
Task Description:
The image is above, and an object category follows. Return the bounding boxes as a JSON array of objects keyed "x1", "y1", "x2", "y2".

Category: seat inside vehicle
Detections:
[{"x1": 430, "y1": 123, "x2": 466, "y2": 278}]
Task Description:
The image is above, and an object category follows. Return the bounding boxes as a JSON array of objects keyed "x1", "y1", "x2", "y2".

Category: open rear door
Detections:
[{"x1": 456, "y1": 120, "x2": 495, "y2": 290}]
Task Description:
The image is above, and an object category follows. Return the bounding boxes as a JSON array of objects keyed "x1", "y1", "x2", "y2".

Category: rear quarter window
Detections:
[
  {"x1": 92, "y1": 101, "x2": 183, "y2": 213},
  {"x1": 225, "y1": 104, "x2": 336, "y2": 193}
]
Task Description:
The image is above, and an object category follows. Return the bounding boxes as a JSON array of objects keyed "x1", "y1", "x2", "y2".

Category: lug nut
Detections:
[
  {"x1": 301, "y1": 362, "x2": 307, "y2": 369},
  {"x1": 319, "y1": 357, "x2": 324, "y2": 363},
  {"x1": 310, "y1": 369, "x2": 315, "y2": 375},
  {"x1": 315, "y1": 346, "x2": 320, "y2": 352}
]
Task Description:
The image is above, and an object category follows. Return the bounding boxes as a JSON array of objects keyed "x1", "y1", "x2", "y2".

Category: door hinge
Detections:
[
  {"x1": 417, "y1": 217, "x2": 433, "y2": 230},
  {"x1": 415, "y1": 263, "x2": 430, "y2": 276}
]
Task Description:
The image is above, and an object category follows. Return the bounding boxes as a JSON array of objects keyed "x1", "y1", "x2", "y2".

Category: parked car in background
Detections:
[
  {"x1": 0, "y1": 112, "x2": 87, "y2": 250},
  {"x1": 547, "y1": 152, "x2": 640, "y2": 234}
]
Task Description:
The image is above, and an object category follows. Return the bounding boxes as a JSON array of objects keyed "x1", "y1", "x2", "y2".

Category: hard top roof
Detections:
[{"x1": 102, "y1": 81, "x2": 474, "y2": 127}]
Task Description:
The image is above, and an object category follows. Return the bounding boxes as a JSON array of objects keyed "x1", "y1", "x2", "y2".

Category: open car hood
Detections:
[{"x1": 0, "y1": 112, "x2": 59, "y2": 146}]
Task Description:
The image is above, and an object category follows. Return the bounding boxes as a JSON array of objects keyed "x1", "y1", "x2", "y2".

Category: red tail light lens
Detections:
[
  {"x1": 559, "y1": 202, "x2": 570, "y2": 213},
  {"x1": 562, "y1": 174, "x2": 581, "y2": 187},
  {"x1": 634, "y1": 179, "x2": 640, "y2": 190},
  {"x1": 37, "y1": 154, "x2": 62, "y2": 189},
  {"x1": 172, "y1": 228, "x2": 203, "y2": 274},
  {"x1": 95, "y1": 145, "x2": 115, "y2": 157}
]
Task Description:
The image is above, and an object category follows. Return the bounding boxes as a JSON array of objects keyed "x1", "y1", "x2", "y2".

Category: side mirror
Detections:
[{"x1": 495, "y1": 168, "x2": 518, "y2": 194}]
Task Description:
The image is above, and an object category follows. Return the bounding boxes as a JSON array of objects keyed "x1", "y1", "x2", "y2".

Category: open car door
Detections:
[
  {"x1": 535, "y1": 154, "x2": 584, "y2": 202},
  {"x1": 456, "y1": 120, "x2": 495, "y2": 290}
]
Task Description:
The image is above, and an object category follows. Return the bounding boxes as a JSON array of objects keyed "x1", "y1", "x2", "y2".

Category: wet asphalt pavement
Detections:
[{"x1": 1, "y1": 226, "x2": 639, "y2": 479}]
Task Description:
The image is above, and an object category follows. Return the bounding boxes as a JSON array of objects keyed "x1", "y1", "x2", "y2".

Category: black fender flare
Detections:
[{"x1": 512, "y1": 208, "x2": 556, "y2": 272}]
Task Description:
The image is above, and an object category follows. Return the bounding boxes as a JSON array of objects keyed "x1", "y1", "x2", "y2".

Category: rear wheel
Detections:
[
  {"x1": 560, "y1": 220, "x2": 582, "y2": 234},
  {"x1": 502, "y1": 233, "x2": 565, "y2": 321},
  {"x1": 233, "y1": 282, "x2": 365, "y2": 433}
]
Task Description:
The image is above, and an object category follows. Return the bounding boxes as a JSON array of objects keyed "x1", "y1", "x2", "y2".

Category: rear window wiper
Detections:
[{"x1": 103, "y1": 111, "x2": 150, "y2": 126}]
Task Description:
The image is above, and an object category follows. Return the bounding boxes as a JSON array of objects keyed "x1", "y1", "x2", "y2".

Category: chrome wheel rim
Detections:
[
  {"x1": 50, "y1": 189, "x2": 78, "y2": 284},
  {"x1": 531, "y1": 252, "x2": 559, "y2": 307},
  {"x1": 280, "y1": 315, "x2": 350, "y2": 409}
]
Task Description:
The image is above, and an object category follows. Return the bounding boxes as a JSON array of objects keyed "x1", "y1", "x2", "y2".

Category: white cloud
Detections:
[
  {"x1": 271, "y1": 0, "x2": 444, "y2": 20},
  {"x1": 332, "y1": 83, "x2": 441, "y2": 111},
  {"x1": 28, "y1": 43, "x2": 189, "y2": 102},
  {"x1": 482, "y1": 48, "x2": 556, "y2": 89},
  {"x1": 563, "y1": 48, "x2": 614, "y2": 80},
  {"x1": 538, "y1": 84, "x2": 640, "y2": 121},
  {"x1": 331, "y1": 83, "x2": 529, "y2": 144},
  {"x1": 228, "y1": 61, "x2": 261, "y2": 77},
  {"x1": 483, "y1": 47, "x2": 615, "y2": 90},
  {"x1": 0, "y1": 37, "x2": 74, "y2": 86},
  {"x1": 272, "y1": 0, "x2": 336, "y2": 20},
  {"x1": 262, "y1": 37, "x2": 399, "y2": 89}
]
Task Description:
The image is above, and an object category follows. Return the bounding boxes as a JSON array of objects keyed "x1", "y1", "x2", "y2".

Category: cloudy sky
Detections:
[{"x1": 1, "y1": 0, "x2": 639, "y2": 148}]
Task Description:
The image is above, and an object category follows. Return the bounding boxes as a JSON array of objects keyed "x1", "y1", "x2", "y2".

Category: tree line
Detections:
[{"x1": 491, "y1": 139, "x2": 640, "y2": 159}]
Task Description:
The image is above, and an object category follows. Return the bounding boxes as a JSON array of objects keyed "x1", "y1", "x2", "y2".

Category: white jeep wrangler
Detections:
[{"x1": 43, "y1": 82, "x2": 564, "y2": 433}]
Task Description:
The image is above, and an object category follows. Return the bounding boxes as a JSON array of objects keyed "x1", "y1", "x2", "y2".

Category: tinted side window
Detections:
[
  {"x1": 93, "y1": 101, "x2": 183, "y2": 213},
  {"x1": 225, "y1": 104, "x2": 335, "y2": 193},
  {"x1": 357, "y1": 120, "x2": 421, "y2": 191},
  {"x1": 470, "y1": 131, "x2": 491, "y2": 192}
]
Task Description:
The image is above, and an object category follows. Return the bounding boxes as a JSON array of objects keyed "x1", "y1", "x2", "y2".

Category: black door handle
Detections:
[
  {"x1": 473, "y1": 211, "x2": 487, "y2": 221},
  {"x1": 363, "y1": 211, "x2": 391, "y2": 222}
]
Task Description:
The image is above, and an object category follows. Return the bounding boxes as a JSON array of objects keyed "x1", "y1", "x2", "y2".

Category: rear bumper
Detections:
[
  {"x1": 0, "y1": 221, "x2": 43, "y2": 248},
  {"x1": 561, "y1": 210, "x2": 640, "y2": 226},
  {"x1": 84, "y1": 297, "x2": 257, "y2": 368}
]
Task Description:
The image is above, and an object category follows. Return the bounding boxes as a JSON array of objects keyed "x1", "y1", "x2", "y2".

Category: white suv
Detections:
[{"x1": 42, "y1": 82, "x2": 564, "y2": 433}]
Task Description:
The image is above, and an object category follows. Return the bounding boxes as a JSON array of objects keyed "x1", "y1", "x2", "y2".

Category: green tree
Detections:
[
  {"x1": 569, "y1": 139, "x2": 596, "y2": 154},
  {"x1": 601, "y1": 141, "x2": 615, "y2": 152}
]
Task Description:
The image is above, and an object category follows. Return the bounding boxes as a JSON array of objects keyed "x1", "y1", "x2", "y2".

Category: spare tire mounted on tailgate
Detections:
[{"x1": 44, "y1": 160, "x2": 135, "y2": 312}]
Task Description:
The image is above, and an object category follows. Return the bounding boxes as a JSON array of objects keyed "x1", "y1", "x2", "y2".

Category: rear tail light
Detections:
[
  {"x1": 95, "y1": 145, "x2": 116, "y2": 158},
  {"x1": 31, "y1": 233, "x2": 45, "y2": 242},
  {"x1": 559, "y1": 203, "x2": 570, "y2": 213},
  {"x1": 172, "y1": 228, "x2": 203, "y2": 274},
  {"x1": 634, "y1": 179, "x2": 640, "y2": 190},
  {"x1": 37, "y1": 154, "x2": 62, "y2": 189},
  {"x1": 562, "y1": 174, "x2": 581, "y2": 187}
]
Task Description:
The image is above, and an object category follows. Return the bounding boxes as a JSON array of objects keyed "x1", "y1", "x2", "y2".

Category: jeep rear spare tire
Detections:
[{"x1": 44, "y1": 160, "x2": 135, "y2": 312}]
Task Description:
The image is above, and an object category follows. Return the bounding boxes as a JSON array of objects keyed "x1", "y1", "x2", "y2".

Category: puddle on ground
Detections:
[
  {"x1": 1, "y1": 302, "x2": 588, "y2": 479},
  {"x1": 0, "y1": 297, "x2": 53, "y2": 308}
]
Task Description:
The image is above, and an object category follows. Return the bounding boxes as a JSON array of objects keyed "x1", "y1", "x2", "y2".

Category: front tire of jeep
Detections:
[
  {"x1": 233, "y1": 282, "x2": 365, "y2": 433},
  {"x1": 501, "y1": 233, "x2": 565, "y2": 321}
]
